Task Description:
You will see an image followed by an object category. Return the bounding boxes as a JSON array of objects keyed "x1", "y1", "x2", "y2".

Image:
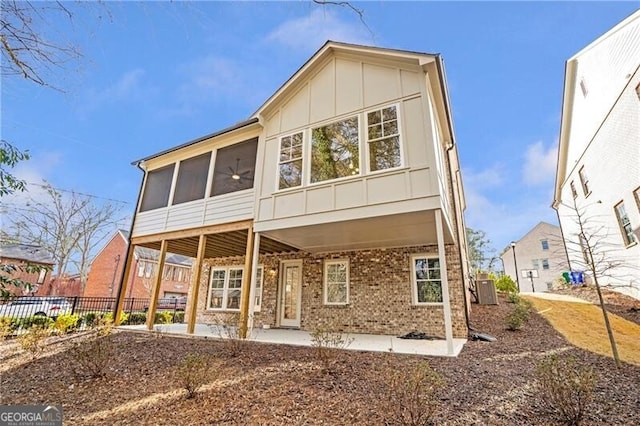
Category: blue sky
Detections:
[{"x1": 2, "y1": 1, "x2": 638, "y2": 255}]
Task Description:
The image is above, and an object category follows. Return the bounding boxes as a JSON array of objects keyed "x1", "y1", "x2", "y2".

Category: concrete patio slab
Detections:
[{"x1": 119, "y1": 323, "x2": 466, "y2": 357}]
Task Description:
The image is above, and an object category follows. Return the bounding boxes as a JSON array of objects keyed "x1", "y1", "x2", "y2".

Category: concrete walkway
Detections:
[
  {"x1": 520, "y1": 291, "x2": 591, "y2": 304},
  {"x1": 119, "y1": 323, "x2": 467, "y2": 357}
]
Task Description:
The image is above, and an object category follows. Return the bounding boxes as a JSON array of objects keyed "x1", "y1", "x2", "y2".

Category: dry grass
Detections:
[{"x1": 524, "y1": 296, "x2": 640, "y2": 366}]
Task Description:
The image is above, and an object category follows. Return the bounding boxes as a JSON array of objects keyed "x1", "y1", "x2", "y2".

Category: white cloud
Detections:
[
  {"x1": 522, "y1": 141, "x2": 557, "y2": 186},
  {"x1": 266, "y1": 8, "x2": 372, "y2": 51},
  {"x1": 1, "y1": 151, "x2": 62, "y2": 207},
  {"x1": 81, "y1": 69, "x2": 150, "y2": 115},
  {"x1": 463, "y1": 163, "x2": 505, "y2": 189}
]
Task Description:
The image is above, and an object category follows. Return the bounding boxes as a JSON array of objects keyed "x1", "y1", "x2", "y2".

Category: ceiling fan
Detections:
[{"x1": 222, "y1": 158, "x2": 252, "y2": 183}]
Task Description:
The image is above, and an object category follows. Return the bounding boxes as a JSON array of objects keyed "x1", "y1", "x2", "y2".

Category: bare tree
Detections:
[
  {"x1": 466, "y1": 227, "x2": 496, "y2": 274},
  {"x1": 5, "y1": 182, "x2": 124, "y2": 291},
  {"x1": 556, "y1": 198, "x2": 639, "y2": 368}
]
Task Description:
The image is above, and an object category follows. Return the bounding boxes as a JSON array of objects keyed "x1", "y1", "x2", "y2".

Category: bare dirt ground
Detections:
[{"x1": 1, "y1": 293, "x2": 639, "y2": 425}]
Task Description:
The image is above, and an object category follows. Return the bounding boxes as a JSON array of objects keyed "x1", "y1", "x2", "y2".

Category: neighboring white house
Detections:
[
  {"x1": 553, "y1": 11, "x2": 640, "y2": 300},
  {"x1": 500, "y1": 222, "x2": 568, "y2": 293},
  {"x1": 115, "y1": 41, "x2": 471, "y2": 353}
]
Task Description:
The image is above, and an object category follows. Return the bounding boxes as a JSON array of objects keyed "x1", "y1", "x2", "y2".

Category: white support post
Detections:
[
  {"x1": 435, "y1": 209, "x2": 455, "y2": 355},
  {"x1": 248, "y1": 232, "x2": 261, "y2": 331}
]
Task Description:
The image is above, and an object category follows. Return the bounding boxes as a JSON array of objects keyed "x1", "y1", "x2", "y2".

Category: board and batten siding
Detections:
[{"x1": 255, "y1": 55, "x2": 445, "y2": 230}]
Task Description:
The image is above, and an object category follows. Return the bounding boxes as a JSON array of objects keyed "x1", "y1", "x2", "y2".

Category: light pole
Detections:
[{"x1": 510, "y1": 242, "x2": 520, "y2": 292}]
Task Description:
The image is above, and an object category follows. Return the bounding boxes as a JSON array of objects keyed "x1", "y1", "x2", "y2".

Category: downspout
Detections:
[
  {"x1": 436, "y1": 55, "x2": 471, "y2": 331},
  {"x1": 113, "y1": 162, "x2": 146, "y2": 318}
]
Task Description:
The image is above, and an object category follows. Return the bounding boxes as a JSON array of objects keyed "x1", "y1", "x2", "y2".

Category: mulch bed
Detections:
[{"x1": 1, "y1": 294, "x2": 639, "y2": 425}]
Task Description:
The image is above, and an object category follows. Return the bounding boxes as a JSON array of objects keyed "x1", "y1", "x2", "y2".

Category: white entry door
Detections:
[{"x1": 279, "y1": 260, "x2": 302, "y2": 328}]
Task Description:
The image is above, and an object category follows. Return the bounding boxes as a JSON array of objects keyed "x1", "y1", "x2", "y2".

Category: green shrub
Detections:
[
  {"x1": 154, "y1": 311, "x2": 173, "y2": 324},
  {"x1": 83, "y1": 312, "x2": 98, "y2": 327},
  {"x1": 127, "y1": 312, "x2": 147, "y2": 325},
  {"x1": 21, "y1": 315, "x2": 54, "y2": 329},
  {"x1": 535, "y1": 354, "x2": 598, "y2": 425},
  {"x1": 0, "y1": 316, "x2": 19, "y2": 339},
  {"x1": 506, "y1": 301, "x2": 531, "y2": 331},
  {"x1": 54, "y1": 313, "x2": 80, "y2": 334},
  {"x1": 382, "y1": 361, "x2": 444, "y2": 425},
  {"x1": 102, "y1": 311, "x2": 128, "y2": 324},
  {"x1": 495, "y1": 275, "x2": 518, "y2": 294},
  {"x1": 173, "y1": 311, "x2": 185, "y2": 323},
  {"x1": 507, "y1": 292, "x2": 522, "y2": 304}
]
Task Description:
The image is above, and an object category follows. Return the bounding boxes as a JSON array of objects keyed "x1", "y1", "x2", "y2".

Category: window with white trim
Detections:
[
  {"x1": 324, "y1": 260, "x2": 349, "y2": 304},
  {"x1": 579, "y1": 167, "x2": 590, "y2": 196},
  {"x1": 541, "y1": 239, "x2": 549, "y2": 250},
  {"x1": 614, "y1": 201, "x2": 637, "y2": 246},
  {"x1": 411, "y1": 255, "x2": 442, "y2": 304},
  {"x1": 366, "y1": 105, "x2": 401, "y2": 171},
  {"x1": 278, "y1": 132, "x2": 303, "y2": 189},
  {"x1": 542, "y1": 259, "x2": 550, "y2": 270},
  {"x1": 570, "y1": 181, "x2": 578, "y2": 199},
  {"x1": 310, "y1": 116, "x2": 360, "y2": 183},
  {"x1": 137, "y1": 262, "x2": 145, "y2": 277},
  {"x1": 207, "y1": 266, "x2": 264, "y2": 311},
  {"x1": 208, "y1": 267, "x2": 243, "y2": 310}
]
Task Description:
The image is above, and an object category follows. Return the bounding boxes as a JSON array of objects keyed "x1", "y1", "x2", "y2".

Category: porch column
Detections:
[
  {"x1": 146, "y1": 240, "x2": 168, "y2": 331},
  {"x1": 239, "y1": 225, "x2": 255, "y2": 339},
  {"x1": 114, "y1": 244, "x2": 136, "y2": 326},
  {"x1": 247, "y1": 232, "x2": 261, "y2": 330},
  {"x1": 435, "y1": 209, "x2": 455, "y2": 355},
  {"x1": 187, "y1": 235, "x2": 207, "y2": 334}
]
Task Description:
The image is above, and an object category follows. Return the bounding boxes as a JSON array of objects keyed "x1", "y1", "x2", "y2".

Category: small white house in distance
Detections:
[
  {"x1": 115, "y1": 41, "x2": 472, "y2": 354},
  {"x1": 501, "y1": 222, "x2": 568, "y2": 293},
  {"x1": 553, "y1": 11, "x2": 640, "y2": 300}
]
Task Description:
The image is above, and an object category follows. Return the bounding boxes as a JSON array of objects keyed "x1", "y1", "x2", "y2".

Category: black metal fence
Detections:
[{"x1": 0, "y1": 296, "x2": 185, "y2": 326}]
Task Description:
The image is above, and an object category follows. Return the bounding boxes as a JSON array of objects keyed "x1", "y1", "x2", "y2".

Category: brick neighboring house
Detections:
[
  {"x1": 500, "y1": 222, "x2": 569, "y2": 293},
  {"x1": 116, "y1": 41, "x2": 471, "y2": 353},
  {"x1": 84, "y1": 230, "x2": 193, "y2": 299},
  {"x1": 0, "y1": 243, "x2": 54, "y2": 296}
]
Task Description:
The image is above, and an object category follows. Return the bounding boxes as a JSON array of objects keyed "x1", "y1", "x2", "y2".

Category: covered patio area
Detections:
[{"x1": 118, "y1": 323, "x2": 467, "y2": 357}]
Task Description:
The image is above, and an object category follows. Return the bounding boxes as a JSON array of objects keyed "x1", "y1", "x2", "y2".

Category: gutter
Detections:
[
  {"x1": 113, "y1": 162, "x2": 146, "y2": 318},
  {"x1": 435, "y1": 55, "x2": 471, "y2": 331}
]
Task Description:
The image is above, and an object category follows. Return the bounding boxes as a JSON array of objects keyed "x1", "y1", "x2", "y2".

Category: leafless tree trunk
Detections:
[{"x1": 5, "y1": 182, "x2": 124, "y2": 289}]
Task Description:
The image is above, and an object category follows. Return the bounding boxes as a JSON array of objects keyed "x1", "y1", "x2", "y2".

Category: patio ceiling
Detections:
[{"x1": 134, "y1": 229, "x2": 299, "y2": 259}]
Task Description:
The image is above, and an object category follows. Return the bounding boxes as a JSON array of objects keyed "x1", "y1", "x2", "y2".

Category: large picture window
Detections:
[
  {"x1": 324, "y1": 260, "x2": 349, "y2": 305},
  {"x1": 310, "y1": 116, "x2": 359, "y2": 183},
  {"x1": 279, "y1": 132, "x2": 303, "y2": 189},
  {"x1": 211, "y1": 138, "x2": 258, "y2": 197},
  {"x1": 411, "y1": 255, "x2": 442, "y2": 304},
  {"x1": 173, "y1": 152, "x2": 211, "y2": 205},
  {"x1": 367, "y1": 105, "x2": 401, "y2": 171},
  {"x1": 139, "y1": 164, "x2": 174, "y2": 212}
]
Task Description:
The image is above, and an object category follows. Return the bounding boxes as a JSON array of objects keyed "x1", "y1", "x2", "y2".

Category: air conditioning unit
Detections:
[{"x1": 477, "y1": 280, "x2": 498, "y2": 305}]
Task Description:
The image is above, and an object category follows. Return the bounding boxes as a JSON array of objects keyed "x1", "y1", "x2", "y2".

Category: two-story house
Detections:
[
  {"x1": 0, "y1": 242, "x2": 53, "y2": 296},
  {"x1": 115, "y1": 42, "x2": 471, "y2": 352},
  {"x1": 500, "y1": 222, "x2": 569, "y2": 293},
  {"x1": 553, "y1": 11, "x2": 640, "y2": 300}
]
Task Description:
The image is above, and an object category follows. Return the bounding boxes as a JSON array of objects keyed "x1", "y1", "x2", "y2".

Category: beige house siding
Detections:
[{"x1": 194, "y1": 245, "x2": 467, "y2": 338}]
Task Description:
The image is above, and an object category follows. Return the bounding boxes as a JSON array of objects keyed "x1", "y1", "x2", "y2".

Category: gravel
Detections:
[{"x1": 1, "y1": 291, "x2": 638, "y2": 425}]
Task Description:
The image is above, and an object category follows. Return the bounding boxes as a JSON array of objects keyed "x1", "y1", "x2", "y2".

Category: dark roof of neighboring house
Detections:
[{"x1": 0, "y1": 243, "x2": 55, "y2": 265}]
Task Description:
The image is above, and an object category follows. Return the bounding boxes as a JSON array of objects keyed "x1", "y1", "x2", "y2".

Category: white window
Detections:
[
  {"x1": 570, "y1": 181, "x2": 578, "y2": 199},
  {"x1": 37, "y1": 268, "x2": 47, "y2": 284},
  {"x1": 310, "y1": 116, "x2": 360, "y2": 183},
  {"x1": 137, "y1": 261, "x2": 145, "y2": 277},
  {"x1": 254, "y1": 267, "x2": 264, "y2": 312},
  {"x1": 145, "y1": 262, "x2": 153, "y2": 278},
  {"x1": 542, "y1": 259, "x2": 550, "y2": 270},
  {"x1": 532, "y1": 259, "x2": 540, "y2": 270},
  {"x1": 366, "y1": 105, "x2": 401, "y2": 172},
  {"x1": 411, "y1": 255, "x2": 442, "y2": 304},
  {"x1": 614, "y1": 201, "x2": 637, "y2": 246},
  {"x1": 278, "y1": 132, "x2": 303, "y2": 189},
  {"x1": 579, "y1": 167, "x2": 590, "y2": 196},
  {"x1": 324, "y1": 259, "x2": 349, "y2": 305},
  {"x1": 207, "y1": 267, "x2": 243, "y2": 310},
  {"x1": 541, "y1": 239, "x2": 549, "y2": 250},
  {"x1": 207, "y1": 266, "x2": 264, "y2": 311}
]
